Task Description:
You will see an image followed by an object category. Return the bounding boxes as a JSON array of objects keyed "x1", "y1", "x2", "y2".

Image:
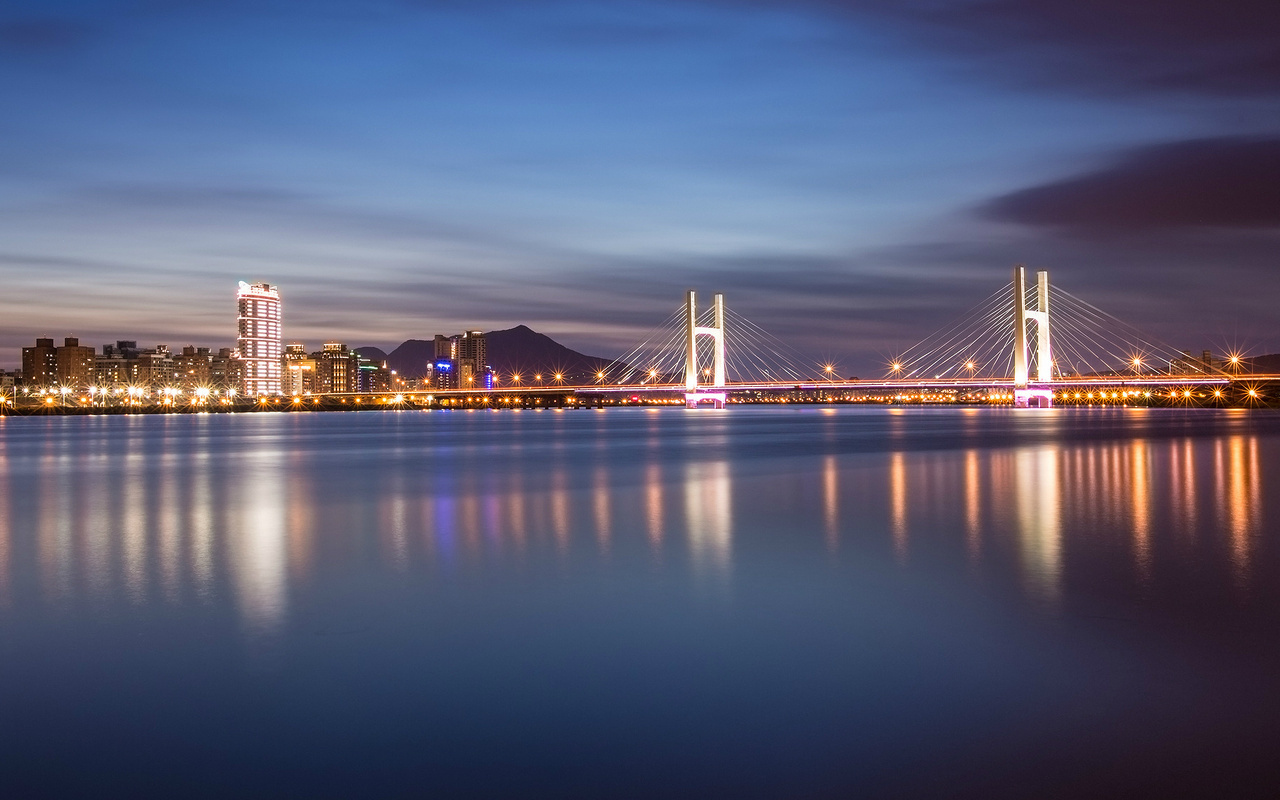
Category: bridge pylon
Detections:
[
  {"x1": 685, "y1": 290, "x2": 726, "y2": 408},
  {"x1": 1013, "y1": 265, "x2": 1053, "y2": 407}
]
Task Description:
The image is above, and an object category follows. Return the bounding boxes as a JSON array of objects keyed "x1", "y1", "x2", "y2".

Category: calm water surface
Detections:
[{"x1": 1, "y1": 407, "x2": 1278, "y2": 798}]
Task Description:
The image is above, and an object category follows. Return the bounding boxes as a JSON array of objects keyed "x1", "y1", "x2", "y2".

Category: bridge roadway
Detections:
[
  {"x1": 338, "y1": 373, "x2": 1263, "y2": 403},
  {"x1": 349, "y1": 374, "x2": 1265, "y2": 400},
  {"x1": 575, "y1": 375, "x2": 1239, "y2": 395}
]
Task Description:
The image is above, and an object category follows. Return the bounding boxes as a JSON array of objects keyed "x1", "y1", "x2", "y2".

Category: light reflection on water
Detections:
[
  {"x1": 1015, "y1": 446, "x2": 1061, "y2": 608},
  {"x1": 684, "y1": 459, "x2": 732, "y2": 575},
  {"x1": 0, "y1": 411, "x2": 1271, "y2": 630}
]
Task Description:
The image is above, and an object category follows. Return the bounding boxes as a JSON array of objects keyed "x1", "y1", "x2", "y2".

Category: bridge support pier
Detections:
[
  {"x1": 1013, "y1": 266, "x2": 1053, "y2": 407},
  {"x1": 685, "y1": 391, "x2": 726, "y2": 409},
  {"x1": 685, "y1": 290, "x2": 727, "y2": 409},
  {"x1": 1014, "y1": 388, "x2": 1054, "y2": 408}
]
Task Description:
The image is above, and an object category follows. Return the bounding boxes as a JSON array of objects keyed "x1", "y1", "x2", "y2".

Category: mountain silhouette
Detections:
[{"x1": 360, "y1": 325, "x2": 616, "y2": 383}]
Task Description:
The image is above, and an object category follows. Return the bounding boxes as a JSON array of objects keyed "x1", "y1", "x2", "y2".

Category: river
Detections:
[{"x1": 1, "y1": 407, "x2": 1277, "y2": 797}]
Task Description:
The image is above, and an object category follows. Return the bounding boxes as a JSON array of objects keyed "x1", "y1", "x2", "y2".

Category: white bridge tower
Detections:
[
  {"x1": 685, "y1": 290, "x2": 726, "y2": 408},
  {"x1": 1013, "y1": 265, "x2": 1053, "y2": 408}
]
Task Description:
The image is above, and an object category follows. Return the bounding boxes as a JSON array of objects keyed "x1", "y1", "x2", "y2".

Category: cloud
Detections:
[
  {"x1": 717, "y1": 0, "x2": 1280, "y2": 97},
  {"x1": 982, "y1": 136, "x2": 1280, "y2": 232}
]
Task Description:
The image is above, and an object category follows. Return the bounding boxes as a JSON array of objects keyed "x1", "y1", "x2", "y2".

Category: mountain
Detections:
[
  {"x1": 367, "y1": 326, "x2": 616, "y2": 382},
  {"x1": 377, "y1": 340, "x2": 435, "y2": 378},
  {"x1": 486, "y1": 325, "x2": 616, "y2": 383},
  {"x1": 354, "y1": 346, "x2": 388, "y2": 363}
]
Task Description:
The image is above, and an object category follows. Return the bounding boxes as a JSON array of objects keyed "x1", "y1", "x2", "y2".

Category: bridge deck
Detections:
[{"x1": 576, "y1": 375, "x2": 1242, "y2": 394}]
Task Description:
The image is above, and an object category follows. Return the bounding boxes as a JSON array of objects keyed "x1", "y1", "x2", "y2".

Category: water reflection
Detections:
[
  {"x1": 593, "y1": 465, "x2": 611, "y2": 556},
  {"x1": 645, "y1": 462, "x2": 664, "y2": 552},
  {"x1": 551, "y1": 469, "x2": 570, "y2": 551},
  {"x1": 36, "y1": 447, "x2": 71, "y2": 605},
  {"x1": 190, "y1": 450, "x2": 215, "y2": 600},
  {"x1": 889, "y1": 452, "x2": 907, "y2": 563},
  {"x1": 0, "y1": 454, "x2": 8, "y2": 609},
  {"x1": 1015, "y1": 447, "x2": 1062, "y2": 607},
  {"x1": 1172, "y1": 439, "x2": 1197, "y2": 538},
  {"x1": 684, "y1": 461, "x2": 732, "y2": 573},
  {"x1": 232, "y1": 450, "x2": 288, "y2": 638},
  {"x1": 1222, "y1": 436, "x2": 1262, "y2": 590},
  {"x1": 1128, "y1": 441, "x2": 1151, "y2": 585},
  {"x1": 876, "y1": 432, "x2": 1265, "y2": 609},
  {"x1": 822, "y1": 455, "x2": 839, "y2": 552},
  {"x1": 0, "y1": 413, "x2": 1270, "y2": 636},
  {"x1": 964, "y1": 450, "x2": 981, "y2": 562}
]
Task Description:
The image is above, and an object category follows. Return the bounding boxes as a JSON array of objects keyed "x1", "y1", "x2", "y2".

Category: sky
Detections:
[{"x1": 1, "y1": 0, "x2": 1278, "y2": 373}]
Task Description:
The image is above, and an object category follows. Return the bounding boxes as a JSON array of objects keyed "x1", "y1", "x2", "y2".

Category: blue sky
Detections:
[{"x1": 2, "y1": 0, "x2": 1278, "y2": 372}]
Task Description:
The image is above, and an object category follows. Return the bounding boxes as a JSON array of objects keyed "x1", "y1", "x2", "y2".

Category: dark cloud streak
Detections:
[
  {"x1": 719, "y1": 0, "x2": 1280, "y2": 97},
  {"x1": 983, "y1": 136, "x2": 1280, "y2": 232}
]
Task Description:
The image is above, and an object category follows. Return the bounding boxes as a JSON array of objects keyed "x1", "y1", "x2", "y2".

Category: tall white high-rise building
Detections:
[{"x1": 236, "y1": 281, "x2": 282, "y2": 395}]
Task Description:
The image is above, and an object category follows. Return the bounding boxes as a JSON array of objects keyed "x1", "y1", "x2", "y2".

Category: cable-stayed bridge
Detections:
[
  {"x1": 6, "y1": 266, "x2": 1267, "y2": 415},
  {"x1": 583, "y1": 266, "x2": 1263, "y2": 408}
]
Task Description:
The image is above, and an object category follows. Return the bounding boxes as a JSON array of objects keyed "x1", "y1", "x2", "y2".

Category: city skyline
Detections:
[{"x1": 2, "y1": 1, "x2": 1279, "y2": 374}]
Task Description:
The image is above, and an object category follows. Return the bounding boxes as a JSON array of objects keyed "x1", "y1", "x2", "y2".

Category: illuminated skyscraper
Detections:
[{"x1": 237, "y1": 281, "x2": 282, "y2": 395}]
